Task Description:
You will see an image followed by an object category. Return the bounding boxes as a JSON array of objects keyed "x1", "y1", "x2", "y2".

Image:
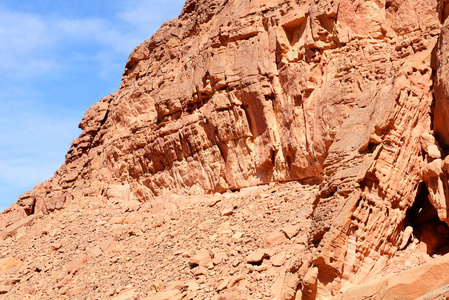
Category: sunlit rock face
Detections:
[{"x1": 5, "y1": 0, "x2": 449, "y2": 297}]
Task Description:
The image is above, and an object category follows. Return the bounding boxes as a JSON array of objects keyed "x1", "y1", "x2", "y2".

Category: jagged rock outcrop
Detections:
[{"x1": 4, "y1": 0, "x2": 449, "y2": 298}]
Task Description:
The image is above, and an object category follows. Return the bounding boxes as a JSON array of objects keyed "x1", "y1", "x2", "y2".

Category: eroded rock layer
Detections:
[{"x1": 4, "y1": 0, "x2": 449, "y2": 298}]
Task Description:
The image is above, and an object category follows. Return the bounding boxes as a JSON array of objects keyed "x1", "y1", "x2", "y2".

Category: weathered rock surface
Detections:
[
  {"x1": 338, "y1": 253, "x2": 449, "y2": 300},
  {"x1": 4, "y1": 0, "x2": 449, "y2": 298}
]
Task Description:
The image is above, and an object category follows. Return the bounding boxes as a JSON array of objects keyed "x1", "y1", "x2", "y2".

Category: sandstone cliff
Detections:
[{"x1": 4, "y1": 0, "x2": 449, "y2": 298}]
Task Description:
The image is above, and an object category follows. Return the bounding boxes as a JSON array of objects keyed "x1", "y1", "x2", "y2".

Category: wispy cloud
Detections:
[
  {"x1": 0, "y1": 10, "x2": 56, "y2": 77},
  {"x1": 0, "y1": 97, "x2": 81, "y2": 203},
  {"x1": 117, "y1": 0, "x2": 184, "y2": 32},
  {"x1": 0, "y1": 0, "x2": 185, "y2": 80},
  {"x1": 0, "y1": 0, "x2": 185, "y2": 207}
]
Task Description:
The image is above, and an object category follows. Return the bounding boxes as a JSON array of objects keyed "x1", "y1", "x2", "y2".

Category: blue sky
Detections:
[{"x1": 0, "y1": 0, "x2": 185, "y2": 211}]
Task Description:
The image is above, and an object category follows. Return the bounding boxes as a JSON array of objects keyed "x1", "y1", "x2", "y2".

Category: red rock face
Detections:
[{"x1": 4, "y1": 0, "x2": 449, "y2": 297}]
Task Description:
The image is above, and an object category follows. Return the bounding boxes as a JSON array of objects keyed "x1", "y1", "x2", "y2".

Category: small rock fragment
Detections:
[
  {"x1": 86, "y1": 245, "x2": 103, "y2": 257},
  {"x1": 282, "y1": 224, "x2": 300, "y2": 239},
  {"x1": 144, "y1": 289, "x2": 181, "y2": 300},
  {"x1": 247, "y1": 249, "x2": 269, "y2": 264},
  {"x1": 217, "y1": 278, "x2": 230, "y2": 291},
  {"x1": 272, "y1": 252, "x2": 286, "y2": 267},
  {"x1": 112, "y1": 289, "x2": 136, "y2": 300},
  {"x1": 228, "y1": 272, "x2": 247, "y2": 288},
  {"x1": 68, "y1": 286, "x2": 85, "y2": 297},
  {"x1": 50, "y1": 243, "x2": 62, "y2": 251},
  {"x1": 428, "y1": 145, "x2": 442, "y2": 159},
  {"x1": 186, "y1": 280, "x2": 200, "y2": 291},
  {"x1": 189, "y1": 250, "x2": 212, "y2": 267},
  {"x1": 192, "y1": 266, "x2": 208, "y2": 276},
  {"x1": 3, "y1": 278, "x2": 20, "y2": 286},
  {"x1": 399, "y1": 226, "x2": 414, "y2": 250},
  {"x1": 266, "y1": 231, "x2": 286, "y2": 246},
  {"x1": 303, "y1": 267, "x2": 318, "y2": 286},
  {"x1": 221, "y1": 207, "x2": 234, "y2": 216},
  {"x1": 255, "y1": 265, "x2": 269, "y2": 272},
  {"x1": 150, "y1": 280, "x2": 165, "y2": 292},
  {"x1": 216, "y1": 291, "x2": 240, "y2": 300}
]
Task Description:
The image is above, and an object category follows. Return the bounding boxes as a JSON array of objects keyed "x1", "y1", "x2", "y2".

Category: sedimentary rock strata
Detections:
[{"x1": 5, "y1": 0, "x2": 449, "y2": 298}]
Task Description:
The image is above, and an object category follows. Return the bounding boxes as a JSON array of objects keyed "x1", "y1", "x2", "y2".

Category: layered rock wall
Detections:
[{"x1": 4, "y1": 0, "x2": 449, "y2": 298}]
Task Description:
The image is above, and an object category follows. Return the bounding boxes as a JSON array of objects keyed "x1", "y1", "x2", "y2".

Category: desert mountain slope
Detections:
[{"x1": 3, "y1": 0, "x2": 449, "y2": 298}]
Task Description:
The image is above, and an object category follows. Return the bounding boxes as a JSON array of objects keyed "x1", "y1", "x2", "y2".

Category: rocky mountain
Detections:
[{"x1": 3, "y1": 0, "x2": 449, "y2": 299}]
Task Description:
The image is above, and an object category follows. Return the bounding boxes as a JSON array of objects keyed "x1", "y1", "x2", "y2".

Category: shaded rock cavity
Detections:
[{"x1": 406, "y1": 183, "x2": 449, "y2": 255}]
